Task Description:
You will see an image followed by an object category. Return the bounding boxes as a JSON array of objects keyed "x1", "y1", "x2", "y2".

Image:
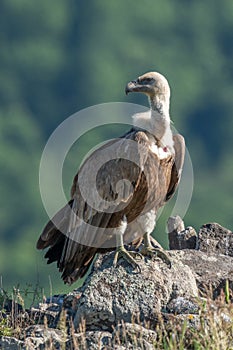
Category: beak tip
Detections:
[
  {"x1": 125, "y1": 80, "x2": 138, "y2": 95},
  {"x1": 125, "y1": 82, "x2": 132, "y2": 95}
]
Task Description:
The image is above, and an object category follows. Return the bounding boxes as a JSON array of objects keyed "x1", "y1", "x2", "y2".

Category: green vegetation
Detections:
[{"x1": 0, "y1": 0, "x2": 232, "y2": 294}]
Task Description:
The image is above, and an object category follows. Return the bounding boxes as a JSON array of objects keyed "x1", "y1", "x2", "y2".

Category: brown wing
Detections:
[
  {"x1": 165, "y1": 134, "x2": 185, "y2": 201},
  {"x1": 36, "y1": 200, "x2": 73, "y2": 250},
  {"x1": 37, "y1": 129, "x2": 151, "y2": 284}
]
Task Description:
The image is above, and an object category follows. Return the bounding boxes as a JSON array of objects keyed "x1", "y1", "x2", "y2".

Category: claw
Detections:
[
  {"x1": 140, "y1": 233, "x2": 172, "y2": 268},
  {"x1": 140, "y1": 246, "x2": 171, "y2": 268},
  {"x1": 113, "y1": 246, "x2": 142, "y2": 272},
  {"x1": 155, "y1": 248, "x2": 172, "y2": 268}
]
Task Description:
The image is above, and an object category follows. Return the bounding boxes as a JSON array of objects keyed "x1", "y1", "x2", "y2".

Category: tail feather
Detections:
[
  {"x1": 37, "y1": 199, "x2": 99, "y2": 284},
  {"x1": 62, "y1": 251, "x2": 96, "y2": 284},
  {"x1": 44, "y1": 234, "x2": 66, "y2": 265}
]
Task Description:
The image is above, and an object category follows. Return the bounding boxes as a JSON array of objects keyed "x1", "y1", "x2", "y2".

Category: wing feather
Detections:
[
  {"x1": 165, "y1": 134, "x2": 185, "y2": 201},
  {"x1": 37, "y1": 129, "x2": 151, "y2": 283}
]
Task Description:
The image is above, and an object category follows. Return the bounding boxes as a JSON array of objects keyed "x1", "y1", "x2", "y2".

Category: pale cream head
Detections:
[{"x1": 125, "y1": 71, "x2": 170, "y2": 100}]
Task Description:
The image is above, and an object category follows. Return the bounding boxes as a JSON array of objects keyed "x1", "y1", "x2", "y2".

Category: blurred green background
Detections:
[{"x1": 0, "y1": 0, "x2": 233, "y2": 299}]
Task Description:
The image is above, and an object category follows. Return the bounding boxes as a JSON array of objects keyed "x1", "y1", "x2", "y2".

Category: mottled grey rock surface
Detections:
[
  {"x1": 73, "y1": 251, "x2": 198, "y2": 330},
  {"x1": 178, "y1": 249, "x2": 233, "y2": 298},
  {"x1": 198, "y1": 222, "x2": 233, "y2": 255}
]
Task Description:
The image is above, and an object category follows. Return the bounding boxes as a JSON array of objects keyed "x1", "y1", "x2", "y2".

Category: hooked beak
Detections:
[
  {"x1": 125, "y1": 80, "x2": 139, "y2": 95},
  {"x1": 125, "y1": 79, "x2": 152, "y2": 95}
]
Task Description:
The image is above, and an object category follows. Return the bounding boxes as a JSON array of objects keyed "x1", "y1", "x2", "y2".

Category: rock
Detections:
[
  {"x1": 63, "y1": 292, "x2": 82, "y2": 312},
  {"x1": 167, "y1": 215, "x2": 185, "y2": 233},
  {"x1": 24, "y1": 325, "x2": 66, "y2": 349},
  {"x1": 69, "y1": 330, "x2": 112, "y2": 350},
  {"x1": 177, "y1": 250, "x2": 233, "y2": 298},
  {"x1": 2, "y1": 300, "x2": 24, "y2": 314},
  {"x1": 167, "y1": 216, "x2": 198, "y2": 250},
  {"x1": 30, "y1": 302, "x2": 61, "y2": 328},
  {"x1": 165, "y1": 296, "x2": 199, "y2": 314},
  {"x1": 0, "y1": 336, "x2": 25, "y2": 350},
  {"x1": 162, "y1": 312, "x2": 201, "y2": 330},
  {"x1": 73, "y1": 251, "x2": 198, "y2": 330},
  {"x1": 112, "y1": 323, "x2": 157, "y2": 350},
  {"x1": 45, "y1": 294, "x2": 65, "y2": 306},
  {"x1": 198, "y1": 223, "x2": 233, "y2": 255}
]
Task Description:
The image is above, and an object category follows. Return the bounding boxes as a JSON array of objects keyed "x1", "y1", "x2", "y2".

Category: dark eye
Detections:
[
  {"x1": 146, "y1": 77, "x2": 154, "y2": 83},
  {"x1": 138, "y1": 77, "x2": 155, "y2": 85}
]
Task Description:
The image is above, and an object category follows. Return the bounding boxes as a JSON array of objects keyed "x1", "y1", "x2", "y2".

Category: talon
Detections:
[
  {"x1": 140, "y1": 233, "x2": 172, "y2": 268},
  {"x1": 141, "y1": 246, "x2": 171, "y2": 267},
  {"x1": 135, "y1": 263, "x2": 141, "y2": 273},
  {"x1": 130, "y1": 251, "x2": 143, "y2": 260},
  {"x1": 155, "y1": 248, "x2": 172, "y2": 268},
  {"x1": 113, "y1": 246, "x2": 142, "y2": 272}
]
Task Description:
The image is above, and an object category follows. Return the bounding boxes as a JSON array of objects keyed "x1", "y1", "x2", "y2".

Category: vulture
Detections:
[{"x1": 37, "y1": 71, "x2": 185, "y2": 284}]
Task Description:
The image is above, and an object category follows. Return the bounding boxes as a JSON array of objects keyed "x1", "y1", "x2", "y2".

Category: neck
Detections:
[
  {"x1": 133, "y1": 94, "x2": 171, "y2": 138},
  {"x1": 132, "y1": 94, "x2": 173, "y2": 148},
  {"x1": 149, "y1": 94, "x2": 170, "y2": 120}
]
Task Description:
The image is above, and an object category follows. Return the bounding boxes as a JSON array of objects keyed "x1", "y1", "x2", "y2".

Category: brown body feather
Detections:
[{"x1": 37, "y1": 128, "x2": 185, "y2": 284}]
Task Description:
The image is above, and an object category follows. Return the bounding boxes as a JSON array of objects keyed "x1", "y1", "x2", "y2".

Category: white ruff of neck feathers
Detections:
[{"x1": 132, "y1": 96, "x2": 174, "y2": 151}]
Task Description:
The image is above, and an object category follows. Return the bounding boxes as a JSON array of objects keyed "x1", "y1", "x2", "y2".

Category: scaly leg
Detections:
[
  {"x1": 113, "y1": 229, "x2": 142, "y2": 272},
  {"x1": 140, "y1": 232, "x2": 171, "y2": 267}
]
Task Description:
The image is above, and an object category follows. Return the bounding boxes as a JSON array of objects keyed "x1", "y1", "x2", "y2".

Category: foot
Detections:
[
  {"x1": 140, "y1": 233, "x2": 172, "y2": 268},
  {"x1": 113, "y1": 245, "x2": 142, "y2": 272}
]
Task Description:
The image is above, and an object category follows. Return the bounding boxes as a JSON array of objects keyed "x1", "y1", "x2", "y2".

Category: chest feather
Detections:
[{"x1": 149, "y1": 143, "x2": 172, "y2": 160}]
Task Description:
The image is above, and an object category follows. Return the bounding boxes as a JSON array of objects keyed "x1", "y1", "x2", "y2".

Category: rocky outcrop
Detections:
[
  {"x1": 73, "y1": 251, "x2": 199, "y2": 330},
  {"x1": 1, "y1": 220, "x2": 233, "y2": 349}
]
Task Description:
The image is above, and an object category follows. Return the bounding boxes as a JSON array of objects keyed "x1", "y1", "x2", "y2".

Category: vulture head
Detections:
[{"x1": 125, "y1": 71, "x2": 170, "y2": 108}]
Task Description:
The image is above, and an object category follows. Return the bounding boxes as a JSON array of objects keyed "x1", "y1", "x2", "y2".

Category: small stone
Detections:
[
  {"x1": 167, "y1": 216, "x2": 198, "y2": 250},
  {"x1": 166, "y1": 296, "x2": 199, "y2": 314}
]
